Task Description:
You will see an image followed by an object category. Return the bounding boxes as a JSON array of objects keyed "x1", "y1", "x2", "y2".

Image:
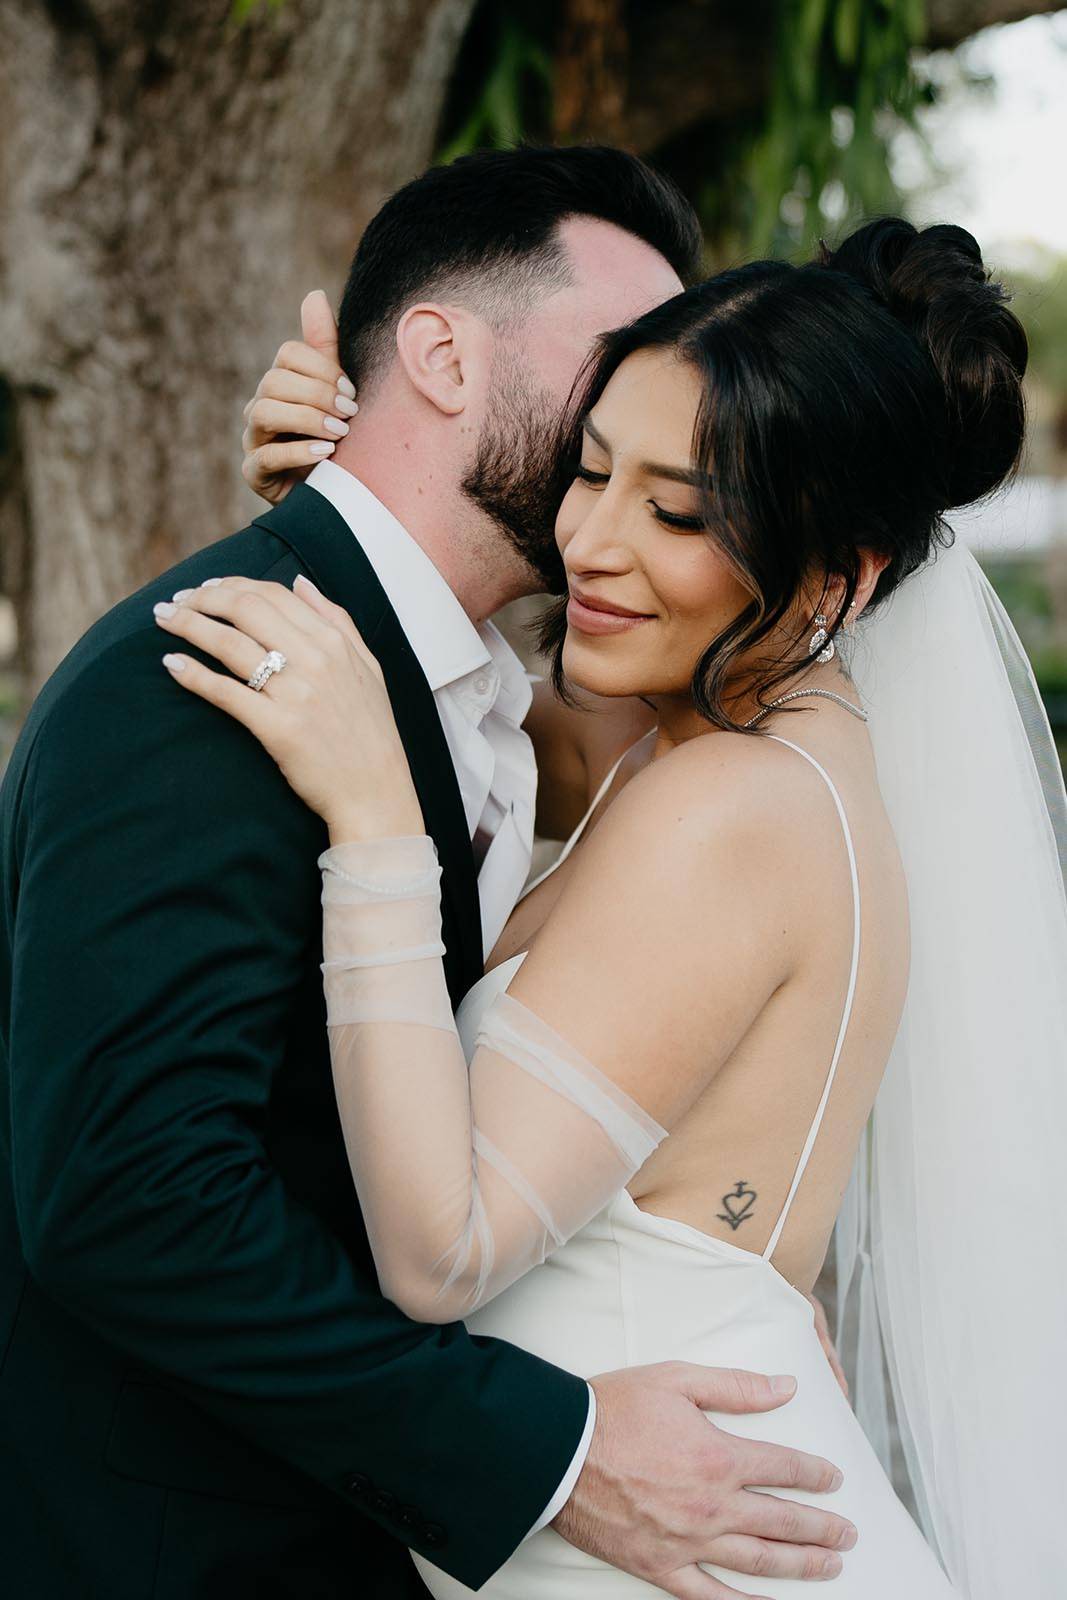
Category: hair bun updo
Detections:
[{"x1": 821, "y1": 218, "x2": 1028, "y2": 510}]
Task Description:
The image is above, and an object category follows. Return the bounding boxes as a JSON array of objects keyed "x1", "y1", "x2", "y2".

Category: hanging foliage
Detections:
[
  {"x1": 435, "y1": 0, "x2": 930, "y2": 257},
  {"x1": 437, "y1": 3, "x2": 554, "y2": 162},
  {"x1": 747, "y1": 0, "x2": 930, "y2": 254}
]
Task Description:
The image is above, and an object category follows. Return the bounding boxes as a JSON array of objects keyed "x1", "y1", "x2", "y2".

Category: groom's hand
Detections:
[{"x1": 553, "y1": 1363, "x2": 856, "y2": 1600}]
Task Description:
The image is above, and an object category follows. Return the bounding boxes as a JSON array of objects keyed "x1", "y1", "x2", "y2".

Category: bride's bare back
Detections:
[{"x1": 491, "y1": 699, "x2": 908, "y2": 1294}]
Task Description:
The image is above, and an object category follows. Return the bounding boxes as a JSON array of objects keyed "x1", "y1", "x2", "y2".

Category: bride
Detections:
[{"x1": 155, "y1": 217, "x2": 1066, "y2": 1598}]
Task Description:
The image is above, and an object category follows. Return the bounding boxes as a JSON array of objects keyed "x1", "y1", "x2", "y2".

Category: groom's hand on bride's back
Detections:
[
  {"x1": 241, "y1": 291, "x2": 357, "y2": 504},
  {"x1": 554, "y1": 1363, "x2": 855, "y2": 1600}
]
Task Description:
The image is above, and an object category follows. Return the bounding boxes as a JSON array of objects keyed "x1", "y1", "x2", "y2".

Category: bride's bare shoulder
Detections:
[
  {"x1": 552, "y1": 728, "x2": 845, "y2": 936},
  {"x1": 536, "y1": 730, "x2": 823, "y2": 1006},
  {"x1": 603, "y1": 729, "x2": 827, "y2": 850}
]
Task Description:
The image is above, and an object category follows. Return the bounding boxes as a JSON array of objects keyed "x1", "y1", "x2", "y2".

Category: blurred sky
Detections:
[
  {"x1": 893, "y1": 11, "x2": 1067, "y2": 268},
  {"x1": 891, "y1": 11, "x2": 1067, "y2": 552}
]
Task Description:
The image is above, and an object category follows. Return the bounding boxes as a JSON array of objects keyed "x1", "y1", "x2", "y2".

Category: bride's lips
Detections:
[{"x1": 566, "y1": 587, "x2": 655, "y2": 637}]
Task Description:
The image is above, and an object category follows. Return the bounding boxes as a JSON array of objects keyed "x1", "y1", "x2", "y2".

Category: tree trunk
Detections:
[{"x1": 0, "y1": 0, "x2": 475, "y2": 698}]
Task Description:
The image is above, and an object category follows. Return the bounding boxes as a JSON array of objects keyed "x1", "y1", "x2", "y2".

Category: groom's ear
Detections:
[{"x1": 393, "y1": 302, "x2": 486, "y2": 418}]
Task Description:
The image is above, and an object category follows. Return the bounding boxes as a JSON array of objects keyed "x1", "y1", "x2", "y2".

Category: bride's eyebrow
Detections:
[
  {"x1": 581, "y1": 414, "x2": 708, "y2": 489},
  {"x1": 580, "y1": 415, "x2": 612, "y2": 455}
]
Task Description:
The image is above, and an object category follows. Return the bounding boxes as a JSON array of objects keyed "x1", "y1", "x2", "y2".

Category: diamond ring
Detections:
[{"x1": 247, "y1": 650, "x2": 287, "y2": 692}]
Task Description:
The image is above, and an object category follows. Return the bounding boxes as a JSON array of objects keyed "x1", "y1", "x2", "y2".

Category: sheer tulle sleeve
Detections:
[{"x1": 320, "y1": 836, "x2": 667, "y2": 1322}]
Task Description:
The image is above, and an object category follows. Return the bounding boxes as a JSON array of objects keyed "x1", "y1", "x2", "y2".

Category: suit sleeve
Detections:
[{"x1": 7, "y1": 632, "x2": 588, "y2": 1589}]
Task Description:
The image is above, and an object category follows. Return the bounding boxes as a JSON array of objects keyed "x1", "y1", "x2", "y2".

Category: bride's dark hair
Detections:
[{"x1": 540, "y1": 217, "x2": 1028, "y2": 730}]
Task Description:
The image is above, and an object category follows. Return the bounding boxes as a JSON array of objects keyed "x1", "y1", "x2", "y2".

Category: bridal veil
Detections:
[{"x1": 836, "y1": 535, "x2": 1067, "y2": 1597}]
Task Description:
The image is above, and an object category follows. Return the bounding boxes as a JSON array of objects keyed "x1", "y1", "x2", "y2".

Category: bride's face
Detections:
[{"x1": 555, "y1": 349, "x2": 752, "y2": 703}]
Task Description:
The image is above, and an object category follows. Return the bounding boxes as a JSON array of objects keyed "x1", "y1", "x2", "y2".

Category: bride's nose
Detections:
[{"x1": 563, "y1": 490, "x2": 637, "y2": 578}]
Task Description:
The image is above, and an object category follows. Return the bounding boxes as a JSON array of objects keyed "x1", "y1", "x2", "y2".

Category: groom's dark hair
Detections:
[{"x1": 338, "y1": 144, "x2": 702, "y2": 388}]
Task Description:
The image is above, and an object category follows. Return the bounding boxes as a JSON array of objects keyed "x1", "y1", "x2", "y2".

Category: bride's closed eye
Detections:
[
  {"x1": 574, "y1": 462, "x2": 705, "y2": 531},
  {"x1": 650, "y1": 504, "x2": 706, "y2": 532}
]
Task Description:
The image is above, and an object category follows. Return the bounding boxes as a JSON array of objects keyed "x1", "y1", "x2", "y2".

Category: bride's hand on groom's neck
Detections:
[
  {"x1": 241, "y1": 291, "x2": 358, "y2": 505},
  {"x1": 553, "y1": 1362, "x2": 856, "y2": 1598}
]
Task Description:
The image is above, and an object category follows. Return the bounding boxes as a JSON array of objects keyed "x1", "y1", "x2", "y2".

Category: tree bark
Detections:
[
  {"x1": 926, "y1": 0, "x2": 1066, "y2": 46},
  {"x1": 0, "y1": 0, "x2": 475, "y2": 697}
]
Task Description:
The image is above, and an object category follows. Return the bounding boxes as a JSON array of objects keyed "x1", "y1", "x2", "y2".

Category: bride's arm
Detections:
[{"x1": 156, "y1": 578, "x2": 798, "y2": 1323}]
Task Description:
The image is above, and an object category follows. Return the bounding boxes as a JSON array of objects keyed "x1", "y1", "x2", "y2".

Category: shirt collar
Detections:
[
  {"x1": 307, "y1": 459, "x2": 495, "y2": 694},
  {"x1": 481, "y1": 620, "x2": 533, "y2": 726}
]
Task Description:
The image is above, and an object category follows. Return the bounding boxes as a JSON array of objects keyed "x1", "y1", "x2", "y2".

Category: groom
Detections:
[{"x1": 0, "y1": 147, "x2": 852, "y2": 1599}]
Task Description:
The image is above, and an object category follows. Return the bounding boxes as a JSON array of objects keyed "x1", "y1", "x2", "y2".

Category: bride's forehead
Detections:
[{"x1": 592, "y1": 353, "x2": 703, "y2": 454}]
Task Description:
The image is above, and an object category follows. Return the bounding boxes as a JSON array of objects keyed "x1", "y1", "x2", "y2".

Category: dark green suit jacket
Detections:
[{"x1": 0, "y1": 486, "x2": 588, "y2": 1599}]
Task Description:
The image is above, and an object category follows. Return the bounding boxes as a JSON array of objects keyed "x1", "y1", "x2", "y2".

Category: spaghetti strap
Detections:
[
  {"x1": 524, "y1": 727, "x2": 656, "y2": 896},
  {"x1": 761, "y1": 736, "x2": 862, "y2": 1263}
]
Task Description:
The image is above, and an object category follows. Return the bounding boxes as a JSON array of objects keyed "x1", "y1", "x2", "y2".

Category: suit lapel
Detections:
[{"x1": 252, "y1": 486, "x2": 483, "y2": 1005}]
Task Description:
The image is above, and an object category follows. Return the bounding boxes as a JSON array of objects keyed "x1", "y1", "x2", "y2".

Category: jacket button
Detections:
[
  {"x1": 346, "y1": 1473, "x2": 372, "y2": 1498},
  {"x1": 422, "y1": 1523, "x2": 447, "y2": 1549},
  {"x1": 370, "y1": 1489, "x2": 397, "y2": 1515},
  {"x1": 398, "y1": 1504, "x2": 421, "y2": 1530}
]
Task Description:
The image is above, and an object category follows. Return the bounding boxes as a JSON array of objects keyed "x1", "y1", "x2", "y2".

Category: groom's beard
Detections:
[{"x1": 460, "y1": 361, "x2": 569, "y2": 593}]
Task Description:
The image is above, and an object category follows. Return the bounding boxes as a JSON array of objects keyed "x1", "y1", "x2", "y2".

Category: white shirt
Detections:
[{"x1": 307, "y1": 461, "x2": 595, "y2": 1538}]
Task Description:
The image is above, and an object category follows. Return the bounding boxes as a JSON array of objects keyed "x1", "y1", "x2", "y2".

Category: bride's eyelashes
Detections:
[
  {"x1": 573, "y1": 462, "x2": 706, "y2": 532},
  {"x1": 650, "y1": 505, "x2": 706, "y2": 532}
]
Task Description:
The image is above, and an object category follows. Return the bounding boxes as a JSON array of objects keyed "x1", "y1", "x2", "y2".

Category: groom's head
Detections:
[{"x1": 336, "y1": 146, "x2": 701, "y2": 591}]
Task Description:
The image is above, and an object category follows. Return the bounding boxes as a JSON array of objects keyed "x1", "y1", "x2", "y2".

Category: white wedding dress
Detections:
[
  {"x1": 321, "y1": 543, "x2": 1064, "y2": 1599},
  {"x1": 412, "y1": 738, "x2": 954, "y2": 1599}
]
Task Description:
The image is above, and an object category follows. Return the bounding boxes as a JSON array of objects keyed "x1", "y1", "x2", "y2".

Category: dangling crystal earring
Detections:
[{"x1": 808, "y1": 613, "x2": 836, "y2": 663}]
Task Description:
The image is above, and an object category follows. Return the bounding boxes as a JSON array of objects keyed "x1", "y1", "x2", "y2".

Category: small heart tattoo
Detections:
[{"x1": 717, "y1": 1180, "x2": 757, "y2": 1231}]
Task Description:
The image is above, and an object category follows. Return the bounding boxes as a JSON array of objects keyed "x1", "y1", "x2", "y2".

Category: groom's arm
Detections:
[{"x1": 7, "y1": 629, "x2": 588, "y2": 1591}]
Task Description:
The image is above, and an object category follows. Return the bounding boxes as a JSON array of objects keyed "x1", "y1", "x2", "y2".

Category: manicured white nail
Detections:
[
  {"x1": 323, "y1": 416, "x2": 348, "y2": 436},
  {"x1": 337, "y1": 374, "x2": 356, "y2": 399},
  {"x1": 172, "y1": 589, "x2": 194, "y2": 602},
  {"x1": 202, "y1": 577, "x2": 224, "y2": 588},
  {"x1": 309, "y1": 440, "x2": 335, "y2": 457},
  {"x1": 154, "y1": 601, "x2": 176, "y2": 618},
  {"x1": 293, "y1": 574, "x2": 322, "y2": 597},
  {"x1": 335, "y1": 395, "x2": 359, "y2": 417},
  {"x1": 162, "y1": 654, "x2": 186, "y2": 672}
]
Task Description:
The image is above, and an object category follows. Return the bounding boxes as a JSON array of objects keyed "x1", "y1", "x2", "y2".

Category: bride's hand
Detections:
[
  {"x1": 241, "y1": 292, "x2": 359, "y2": 505},
  {"x1": 154, "y1": 575, "x2": 425, "y2": 844}
]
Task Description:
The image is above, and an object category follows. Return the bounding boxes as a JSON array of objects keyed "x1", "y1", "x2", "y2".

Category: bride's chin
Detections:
[{"x1": 561, "y1": 632, "x2": 643, "y2": 699}]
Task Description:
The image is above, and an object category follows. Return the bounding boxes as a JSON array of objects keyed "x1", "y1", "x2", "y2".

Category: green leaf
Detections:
[
  {"x1": 901, "y1": 0, "x2": 927, "y2": 46},
  {"x1": 833, "y1": 0, "x2": 862, "y2": 67},
  {"x1": 231, "y1": 0, "x2": 283, "y2": 21}
]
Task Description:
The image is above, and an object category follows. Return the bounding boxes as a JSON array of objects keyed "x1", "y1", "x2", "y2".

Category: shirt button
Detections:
[{"x1": 473, "y1": 673, "x2": 492, "y2": 697}]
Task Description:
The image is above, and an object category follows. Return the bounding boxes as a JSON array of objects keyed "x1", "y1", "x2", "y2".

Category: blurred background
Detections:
[{"x1": 2, "y1": 0, "x2": 1066, "y2": 768}]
